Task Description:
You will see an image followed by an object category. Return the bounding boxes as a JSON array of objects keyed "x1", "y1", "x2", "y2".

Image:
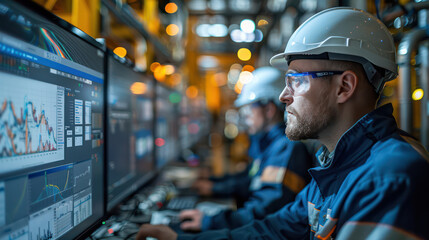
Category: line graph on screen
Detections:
[{"x1": 0, "y1": 73, "x2": 64, "y2": 173}]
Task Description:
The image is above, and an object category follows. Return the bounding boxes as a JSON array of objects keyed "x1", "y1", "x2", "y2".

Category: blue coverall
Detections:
[
  {"x1": 178, "y1": 104, "x2": 429, "y2": 239},
  {"x1": 201, "y1": 123, "x2": 313, "y2": 230},
  {"x1": 208, "y1": 133, "x2": 263, "y2": 203}
]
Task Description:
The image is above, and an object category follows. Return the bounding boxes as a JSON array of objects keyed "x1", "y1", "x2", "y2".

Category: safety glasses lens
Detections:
[{"x1": 285, "y1": 74, "x2": 310, "y2": 94}]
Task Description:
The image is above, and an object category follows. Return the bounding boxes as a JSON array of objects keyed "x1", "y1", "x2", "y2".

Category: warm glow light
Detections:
[
  {"x1": 164, "y1": 65, "x2": 175, "y2": 75},
  {"x1": 224, "y1": 123, "x2": 239, "y2": 139},
  {"x1": 166, "y1": 24, "x2": 179, "y2": 36},
  {"x1": 165, "y1": 2, "x2": 178, "y2": 14},
  {"x1": 214, "y1": 72, "x2": 227, "y2": 86},
  {"x1": 237, "y1": 48, "x2": 251, "y2": 61},
  {"x1": 239, "y1": 71, "x2": 253, "y2": 84},
  {"x1": 186, "y1": 86, "x2": 199, "y2": 99},
  {"x1": 169, "y1": 73, "x2": 182, "y2": 86},
  {"x1": 257, "y1": 19, "x2": 269, "y2": 26},
  {"x1": 150, "y1": 62, "x2": 160, "y2": 72},
  {"x1": 234, "y1": 79, "x2": 244, "y2": 94},
  {"x1": 242, "y1": 65, "x2": 255, "y2": 72},
  {"x1": 412, "y1": 88, "x2": 424, "y2": 101},
  {"x1": 130, "y1": 82, "x2": 147, "y2": 95},
  {"x1": 234, "y1": 71, "x2": 252, "y2": 94},
  {"x1": 154, "y1": 66, "x2": 166, "y2": 81},
  {"x1": 113, "y1": 47, "x2": 127, "y2": 58}
]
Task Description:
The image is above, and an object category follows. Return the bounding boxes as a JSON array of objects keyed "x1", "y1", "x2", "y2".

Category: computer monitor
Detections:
[
  {"x1": 155, "y1": 83, "x2": 180, "y2": 169},
  {"x1": 178, "y1": 96, "x2": 210, "y2": 150},
  {"x1": 0, "y1": 1, "x2": 105, "y2": 239},
  {"x1": 106, "y1": 53, "x2": 155, "y2": 212}
]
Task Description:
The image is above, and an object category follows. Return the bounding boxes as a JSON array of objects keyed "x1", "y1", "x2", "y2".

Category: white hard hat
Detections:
[
  {"x1": 234, "y1": 66, "x2": 284, "y2": 108},
  {"x1": 270, "y1": 7, "x2": 398, "y2": 94}
]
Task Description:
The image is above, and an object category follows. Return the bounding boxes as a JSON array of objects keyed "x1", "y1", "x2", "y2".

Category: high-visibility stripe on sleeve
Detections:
[
  {"x1": 260, "y1": 166, "x2": 307, "y2": 193},
  {"x1": 282, "y1": 169, "x2": 307, "y2": 193},
  {"x1": 260, "y1": 166, "x2": 285, "y2": 183},
  {"x1": 336, "y1": 221, "x2": 423, "y2": 240},
  {"x1": 315, "y1": 216, "x2": 337, "y2": 240}
]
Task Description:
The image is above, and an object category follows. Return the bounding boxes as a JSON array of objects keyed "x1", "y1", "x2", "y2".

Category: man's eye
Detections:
[{"x1": 292, "y1": 78, "x2": 302, "y2": 87}]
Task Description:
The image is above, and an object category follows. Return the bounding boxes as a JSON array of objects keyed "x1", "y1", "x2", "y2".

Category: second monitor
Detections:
[{"x1": 106, "y1": 53, "x2": 155, "y2": 212}]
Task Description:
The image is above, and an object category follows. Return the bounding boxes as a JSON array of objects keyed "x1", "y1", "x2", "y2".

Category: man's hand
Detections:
[
  {"x1": 197, "y1": 167, "x2": 212, "y2": 179},
  {"x1": 179, "y1": 209, "x2": 204, "y2": 231},
  {"x1": 192, "y1": 179, "x2": 213, "y2": 196},
  {"x1": 136, "y1": 224, "x2": 178, "y2": 240}
]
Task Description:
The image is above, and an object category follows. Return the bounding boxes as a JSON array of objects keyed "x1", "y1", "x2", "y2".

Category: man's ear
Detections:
[{"x1": 337, "y1": 70, "x2": 358, "y2": 103}]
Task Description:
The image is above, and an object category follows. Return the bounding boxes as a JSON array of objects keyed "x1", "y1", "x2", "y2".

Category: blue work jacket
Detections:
[
  {"x1": 202, "y1": 123, "x2": 313, "y2": 230},
  {"x1": 208, "y1": 133, "x2": 263, "y2": 201},
  {"x1": 179, "y1": 104, "x2": 429, "y2": 239}
]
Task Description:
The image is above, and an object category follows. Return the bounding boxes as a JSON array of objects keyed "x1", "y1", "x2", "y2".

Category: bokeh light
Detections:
[
  {"x1": 237, "y1": 48, "x2": 251, "y2": 61},
  {"x1": 113, "y1": 47, "x2": 127, "y2": 58}
]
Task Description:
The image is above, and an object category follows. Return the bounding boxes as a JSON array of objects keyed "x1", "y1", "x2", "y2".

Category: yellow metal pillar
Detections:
[
  {"x1": 71, "y1": 0, "x2": 100, "y2": 38},
  {"x1": 141, "y1": 0, "x2": 160, "y2": 69},
  {"x1": 205, "y1": 71, "x2": 221, "y2": 114}
]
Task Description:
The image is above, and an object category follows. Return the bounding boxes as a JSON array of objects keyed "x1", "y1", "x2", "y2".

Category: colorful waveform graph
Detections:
[
  {"x1": 0, "y1": 72, "x2": 65, "y2": 174},
  {"x1": 39, "y1": 27, "x2": 73, "y2": 61},
  {"x1": 29, "y1": 165, "x2": 74, "y2": 213},
  {"x1": 0, "y1": 98, "x2": 58, "y2": 156}
]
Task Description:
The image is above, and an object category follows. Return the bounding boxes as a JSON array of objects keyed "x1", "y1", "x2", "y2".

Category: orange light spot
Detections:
[
  {"x1": 130, "y1": 82, "x2": 147, "y2": 94},
  {"x1": 154, "y1": 65, "x2": 166, "y2": 81},
  {"x1": 242, "y1": 65, "x2": 255, "y2": 72},
  {"x1": 166, "y1": 24, "x2": 179, "y2": 36},
  {"x1": 186, "y1": 86, "x2": 198, "y2": 98},
  {"x1": 113, "y1": 47, "x2": 127, "y2": 58},
  {"x1": 150, "y1": 62, "x2": 160, "y2": 72},
  {"x1": 165, "y1": 3, "x2": 178, "y2": 14}
]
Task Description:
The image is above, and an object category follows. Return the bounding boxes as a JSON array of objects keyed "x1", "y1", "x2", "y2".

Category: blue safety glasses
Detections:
[{"x1": 285, "y1": 71, "x2": 344, "y2": 95}]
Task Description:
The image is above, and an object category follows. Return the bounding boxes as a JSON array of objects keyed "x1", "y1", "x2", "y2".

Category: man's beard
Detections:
[{"x1": 285, "y1": 102, "x2": 334, "y2": 141}]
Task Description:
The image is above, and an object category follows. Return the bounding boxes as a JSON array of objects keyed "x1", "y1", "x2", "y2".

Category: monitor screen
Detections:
[
  {"x1": 106, "y1": 54, "x2": 154, "y2": 211},
  {"x1": 155, "y1": 83, "x2": 180, "y2": 169},
  {"x1": 178, "y1": 96, "x2": 210, "y2": 150},
  {"x1": 0, "y1": 1, "x2": 105, "y2": 239}
]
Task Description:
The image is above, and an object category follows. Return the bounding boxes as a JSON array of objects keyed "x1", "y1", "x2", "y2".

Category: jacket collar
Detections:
[{"x1": 310, "y1": 104, "x2": 398, "y2": 197}]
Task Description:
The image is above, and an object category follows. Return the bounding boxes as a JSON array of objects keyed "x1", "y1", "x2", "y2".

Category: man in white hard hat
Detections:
[
  {"x1": 137, "y1": 7, "x2": 429, "y2": 240},
  {"x1": 177, "y1": 66, "x2": 313, "y2": 232}
]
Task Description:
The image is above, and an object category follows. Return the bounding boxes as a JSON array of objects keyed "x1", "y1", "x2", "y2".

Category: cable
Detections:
[{"x1": 375, "y1": 0, "x2": 382, "y2": 20}]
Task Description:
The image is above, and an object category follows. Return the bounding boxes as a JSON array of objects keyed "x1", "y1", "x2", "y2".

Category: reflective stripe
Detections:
[
  {"x1": 259, "y1": 166, "x2": 307, "y2": 193},
  {"x1": 315, "y1": 215, "x2": 337, "y2": 240},
  {"x1": 249, "y1": 176, "x2": 262, "y2": 191},
  {"x1": 282, "y1": 169, "x2": 307, "y2": 193},
  {"x1": 308, "y1": 202, "x2": 320, "y2": 232},
  {"x1": 337, "y1": 222, "x2": 423, "y2": 240},
  {"x1": 260, "y1": 166, "x2": 286, "y2": 183},
  {"x1": 248, "y1": 159, "x2": 261, "y2": 177}
]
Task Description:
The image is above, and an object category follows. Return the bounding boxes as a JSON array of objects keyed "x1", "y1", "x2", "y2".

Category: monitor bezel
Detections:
[
  {"x1": 104, "y1": 49, "x2": 157, "y2": 214},
  {"x1": 1, "y1": 1, "x2": 107, "y2": 239}
]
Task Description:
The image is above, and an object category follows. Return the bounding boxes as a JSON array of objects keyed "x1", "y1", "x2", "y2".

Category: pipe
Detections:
[
  {"x1": 382, "y1": 1, "x2": 429, "y2": 24},
  {"x1": 397, "y1": 28, "x2": 427, "y2": 133},
  {"x1": 419, "y1": 41, "x2": 429, "y2": 149}
]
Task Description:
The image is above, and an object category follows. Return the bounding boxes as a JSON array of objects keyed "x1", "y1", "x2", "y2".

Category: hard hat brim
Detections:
[{"x1": 270, "y1": 53, "x2": 289, "y2": 71}]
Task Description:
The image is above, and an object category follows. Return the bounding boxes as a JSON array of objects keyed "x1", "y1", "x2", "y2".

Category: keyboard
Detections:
[
  {"x1": 150, "y1": 210, "x2": 181, "y2": 225},
  {"x1": 166, "y1": 196, "x2": 198, "y2": 211}
]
